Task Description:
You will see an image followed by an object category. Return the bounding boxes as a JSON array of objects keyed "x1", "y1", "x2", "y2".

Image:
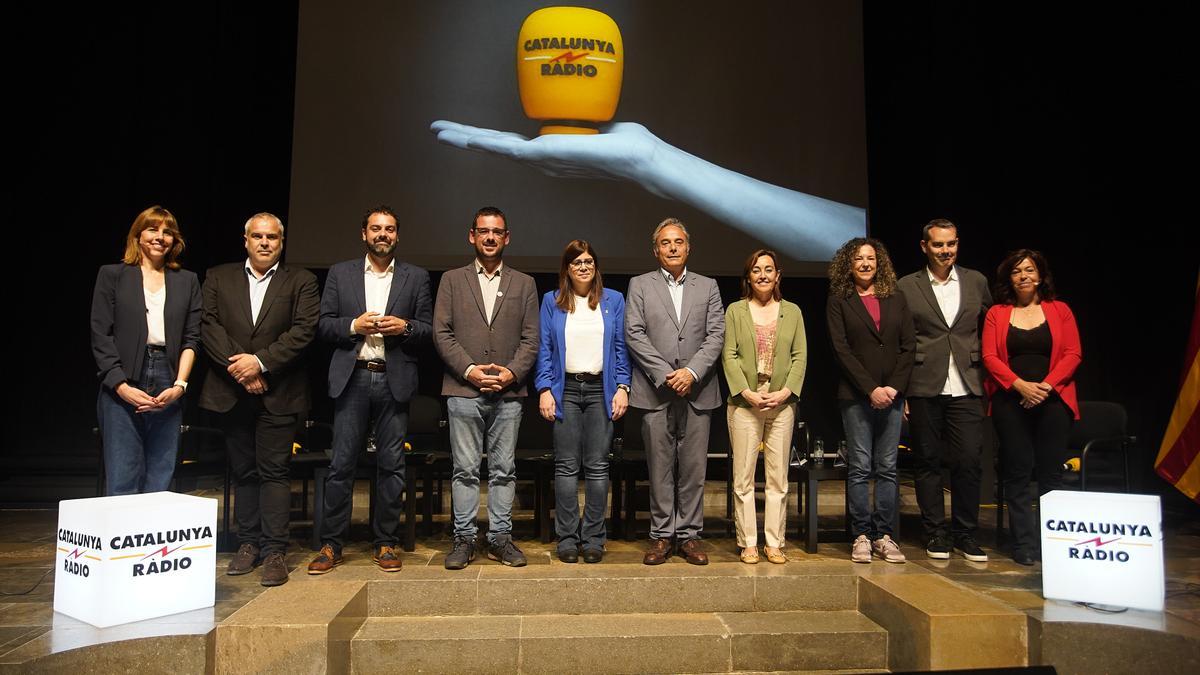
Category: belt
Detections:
[
  {"x1": 355, "y1": 360, "x2": 387, "y2": 373},
  {"x1": 146, "y1": 345, "x2": 166, "y2": 352},
  {"x1": 567, "y1": 372, "x2": 601, "y2": 382}
]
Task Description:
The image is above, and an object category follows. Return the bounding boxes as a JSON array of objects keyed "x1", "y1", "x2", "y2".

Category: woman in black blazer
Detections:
[
  {"x1": 827, "y1": 238, "x2": 915, "y2": 564},
  {"x1": 91, "y1": 206, "x2": 201, "y2": 494}
]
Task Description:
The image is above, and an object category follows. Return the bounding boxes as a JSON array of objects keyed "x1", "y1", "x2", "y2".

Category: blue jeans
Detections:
[
  {"x1": 97, "y1": 347, "x2": 182, "y2": 495},
  {"x1": 447, "y1": 395, "x2": 521, "y2": 543},
  {"x1": 841, "y1": 398, "x2": 903, "y2": 539},
  {"x1": 553, "y1": 378, "x2": 612, "y2": 552},
  {"x1": 321, "y1": 367, "x2": 409, "y2": 550}
]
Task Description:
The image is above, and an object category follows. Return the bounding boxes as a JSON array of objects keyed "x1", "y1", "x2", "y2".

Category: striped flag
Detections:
[{"x1": 1155, "y1": 274, "x2": 1200, "y2": 503}]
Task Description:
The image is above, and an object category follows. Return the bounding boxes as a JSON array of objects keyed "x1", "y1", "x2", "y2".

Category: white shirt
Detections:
[
  {"x1": 144, "y1": 284, "x2": 166, "y2": 346},
  {"x1": 661, "y1": 267, "x2": 687, "y2": 322},
  {"x1": 358, "y1": 255, "x2": 394, "y2": 361},
  {"x1": 564, "y1": 295, "x2": 604, "y2": 374},
  {"x1": 927, "y1": 266, "x2": 968, "y2": 396},
  {"x1": 245, "y1": 259, "x2": 280, "y2": 373},
  {"x1": 463, "y1": 260, "x2": 505, "y2": 378},
  {"x1": 476, "y1": 259, "x2": 503, "y2": 324},
  {"x1": 659, "y1": 267, "x2": 698, "y2": 382}
]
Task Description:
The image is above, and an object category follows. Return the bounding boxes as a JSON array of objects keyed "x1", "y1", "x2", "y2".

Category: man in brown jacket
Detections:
[{"x1": 433, "y1": 206, "x2": 539, "y2": 569}]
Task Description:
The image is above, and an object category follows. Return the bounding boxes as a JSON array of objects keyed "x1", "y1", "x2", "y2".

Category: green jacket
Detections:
[{"x1": 721, "y1": 299, "x2": 807, "y2": 407}]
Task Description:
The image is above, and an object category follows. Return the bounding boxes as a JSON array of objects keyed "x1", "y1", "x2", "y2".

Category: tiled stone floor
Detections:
[{"x1": 1, "y1": 479, "x2": 1198, "y2": 668}]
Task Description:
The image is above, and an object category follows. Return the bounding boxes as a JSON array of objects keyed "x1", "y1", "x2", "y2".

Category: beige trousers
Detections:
[{"x1": 726, "y1": 392, "x2": 794, "y2": 548}]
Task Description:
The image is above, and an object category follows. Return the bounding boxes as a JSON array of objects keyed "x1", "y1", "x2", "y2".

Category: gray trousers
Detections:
[{"x1": 641, "y1": 399, "x2": 711, "y2": 541}]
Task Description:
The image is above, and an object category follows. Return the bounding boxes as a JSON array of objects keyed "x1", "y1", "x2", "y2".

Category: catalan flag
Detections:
[{"x1": 1155, "y1": 274, "x2": 1200, "y2": 503}]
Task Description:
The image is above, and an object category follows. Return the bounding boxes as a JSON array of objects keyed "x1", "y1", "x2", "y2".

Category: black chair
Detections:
[
  {"x1": 404, "y1": 394, "x2": 449, "y2": 542},
  {"x1": 514, "y1": 397, "x2": 554, "y2": 542},
  {"x1": 1065, "y1": 400, "x2": 1135, "y2": 492}
]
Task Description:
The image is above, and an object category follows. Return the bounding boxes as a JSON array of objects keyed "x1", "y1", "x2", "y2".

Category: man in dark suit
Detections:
[
  {"x1": 200, "y1": 212, "x2": 320, "y2": 586},
  {"x1": 434, "y1": 206, "x2": 539, "y2": 570},
  {"x1": 625, "y1": 218, "x2": 725, "y2": 565},
  {"x1": 897, "y1": 219, "x2": 993, "y2": 562},
  {"x1": 307, "y1": 205, "x2": 432, "y2": 575}
]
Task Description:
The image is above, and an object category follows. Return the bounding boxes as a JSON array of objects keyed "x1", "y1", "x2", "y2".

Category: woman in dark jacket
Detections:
[
  {"x1": 91, "y1": 206, "x2": 201, "y2": 494},
  {"x1": 827, "y1": 237, "x2": 914, "y2": 564}
]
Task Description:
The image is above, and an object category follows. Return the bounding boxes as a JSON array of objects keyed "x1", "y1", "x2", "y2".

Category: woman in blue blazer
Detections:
[
  {"x1": 90, "y1": 206, "x2": 201, "y2": 495},
  {"x1": 535, "y1": 240, "x2": 631, "y2": 563}
]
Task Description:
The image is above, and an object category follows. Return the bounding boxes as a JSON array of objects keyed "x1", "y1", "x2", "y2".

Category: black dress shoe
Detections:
[
  {"x1": 582, "y1": 548, "x2": 603, "y2": 563},
  {"x1": 558, "y1": 547, "x2": 579, "y2": 563},
  {"x1": 1013, "y1": 550, "x2": 1036, "y2": 566}
]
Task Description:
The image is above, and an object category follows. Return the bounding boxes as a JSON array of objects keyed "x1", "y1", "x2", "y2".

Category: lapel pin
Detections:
[{"x1": 497, "y1": 291, "x2": 504, "y2": 297}]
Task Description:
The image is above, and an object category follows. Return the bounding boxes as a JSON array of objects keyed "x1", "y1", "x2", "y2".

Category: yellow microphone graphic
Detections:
[{"x1": 517, "y1": 7, "x2": 624, "y2": 135}]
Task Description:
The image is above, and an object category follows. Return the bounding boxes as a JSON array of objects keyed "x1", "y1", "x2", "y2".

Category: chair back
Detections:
[{"x1": 1068, "y1": 401, "x2": 1127, "y2": 450}]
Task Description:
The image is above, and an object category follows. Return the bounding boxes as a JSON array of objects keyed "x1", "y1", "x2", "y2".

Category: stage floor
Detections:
[{"x1": 2, "y1": 480, "x2": 1198, "y2": 672}]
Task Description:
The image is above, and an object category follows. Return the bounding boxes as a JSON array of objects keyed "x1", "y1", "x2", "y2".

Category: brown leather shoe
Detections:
[
  {"x1": 643, "y1": 538, "x2": 672, "y2": 565},
  {"x1": 373, "y1": 545, "x2": 403, "y2": 572},
  {"x1": 226, "y1": 543, "x2": 260, "y2": 576},
  {"x1": 307, "y1": 544, "x2": 344, "y2": 575},
  {"x1": 678, "y1": 539, "x2": 709, "y2": 566},
  {"x1": 260, "y1": 552, "x2": 289, "y2": 587}
]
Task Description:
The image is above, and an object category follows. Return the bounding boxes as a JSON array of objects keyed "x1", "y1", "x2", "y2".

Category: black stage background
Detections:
[{"x1": 8, "y1": 3, "x2": 1195, "y2": 517}]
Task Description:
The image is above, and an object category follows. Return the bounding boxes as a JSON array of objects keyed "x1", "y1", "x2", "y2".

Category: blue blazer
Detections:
[
  {"x1": 318, "y1": 257, "x2": 433, "y2": 402},
  {"x1": 534, "y1": 288, "x2": 630, "y2": 421}
]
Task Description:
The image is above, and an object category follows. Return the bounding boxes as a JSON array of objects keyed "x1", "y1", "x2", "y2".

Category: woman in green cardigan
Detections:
[{"x1": 722, "y1": 249, "x2": 807, "y2": 564}]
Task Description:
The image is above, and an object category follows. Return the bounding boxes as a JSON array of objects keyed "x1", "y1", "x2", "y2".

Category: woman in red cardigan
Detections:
[{"x1": 982, "y1": 249, "x2": 1081, "y2": 566}]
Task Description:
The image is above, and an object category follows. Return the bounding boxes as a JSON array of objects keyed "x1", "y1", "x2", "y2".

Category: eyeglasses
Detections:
[
  {"x1": 472, "y1": 227, "x2": 508, "y2": 237},
  {"x1": 569, "y1": 259, "x2": 596, "y2": 269}
]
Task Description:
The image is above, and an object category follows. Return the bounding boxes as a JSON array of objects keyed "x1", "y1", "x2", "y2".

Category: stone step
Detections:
[
  {"x1": 356, "y1": 561, "x2": 859, "y2": 617},
  {"x1": 350, "y1": 610, "x2": 888, "y2": 674}
]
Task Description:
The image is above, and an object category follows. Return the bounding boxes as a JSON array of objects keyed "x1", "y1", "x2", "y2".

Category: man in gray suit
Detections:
[
  {"x1": 434, "y1": 206, "x2": 539, "y2": 570},
  {"x1": 626, "y1": 218, "x2": 725, "y2": 565},
  {"x1": 897, "y1": 219, "x2": 993, "y2": 562}
]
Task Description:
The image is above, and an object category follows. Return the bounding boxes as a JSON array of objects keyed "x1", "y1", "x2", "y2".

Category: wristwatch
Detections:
[{"x1": 174, "y1": 380, "x2": 189, "y2": 392}]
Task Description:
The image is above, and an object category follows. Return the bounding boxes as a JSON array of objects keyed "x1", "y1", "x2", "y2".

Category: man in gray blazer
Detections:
[
  {"x1": 433, "y1": 206, "x2": 539, "y2": 569},
  {"x1": 897, "y1": 219, "x2": 993, "y2": 562},
  {"x1": 626, "y1": 218, "x2": 725, "y2": 565},
  {"x1": 307, "y1": 205, "x2": 432, "y2": 576}
]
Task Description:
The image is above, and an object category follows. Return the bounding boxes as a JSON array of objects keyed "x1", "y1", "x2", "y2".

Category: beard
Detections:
[{"x1": 368, "y1": 239, "x2": 396, "y2": 257}]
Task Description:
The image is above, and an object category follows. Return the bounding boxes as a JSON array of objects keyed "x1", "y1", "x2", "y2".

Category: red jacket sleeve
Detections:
[
  {"x1": 1045, "y1": 301, "x2": 1082, "y2": 388},
  {"x1": 981, "y1": 305, "x2": 1019, "y2": 389}
]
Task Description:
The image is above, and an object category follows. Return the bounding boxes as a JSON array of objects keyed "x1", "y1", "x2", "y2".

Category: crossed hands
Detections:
[
  {"x1": 1012, "y1": 379, "x2": 1054, "y2": 409},
  {"x1": 468, "y1": 363, "x2": 515, "y2": 394},
  {"x1": 741, "y1": 387, "x2": 793, "y2": 411},
  {"x1": 353, "y1": 311, "x2": 408, "y2": 337},
  {"x1": 116, "y1": 382, "x2": 184, "y2": 413},
  {"x1": 665, "y1": 368, "x2": 695, "y2": 398},
  {"x1": 869, "y1": 386, "x2": 900, "y2": 410},
  {"x1": 228, "y1": 353, "x2": 268, "y2": 395}
]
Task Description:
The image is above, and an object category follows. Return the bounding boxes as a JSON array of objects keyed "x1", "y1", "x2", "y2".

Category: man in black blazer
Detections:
[
  {"x1": 307, "y1": 206, "x2": 432, "y2": 575},
  {"x1": 199, "y1": 213, "x2": 320, "y2": 586},
  {"x1": 896, "y1": 219, "x2": 993, "y2": 562}
]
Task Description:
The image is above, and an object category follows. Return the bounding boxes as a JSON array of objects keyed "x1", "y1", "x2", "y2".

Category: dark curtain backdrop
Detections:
[{"x1": 8, "y1": 3, "x2": 1194, "y2": 515}]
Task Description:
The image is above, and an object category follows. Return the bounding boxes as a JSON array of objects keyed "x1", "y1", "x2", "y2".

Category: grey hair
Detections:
[
  {"x1": 244, "y1": 212, "x2": 285, "y2": 236},
  {"x1": 651, "y1": 217, "x2": 689, "y2": 249}
]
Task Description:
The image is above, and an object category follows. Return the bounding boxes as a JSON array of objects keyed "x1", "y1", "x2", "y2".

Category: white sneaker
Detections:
[
  {"x1": 872, "y1": 535, "x2": 906, "y2": 564},
  {"x1": 851, "y1": 534, "x2": 872, "y2": 564}
]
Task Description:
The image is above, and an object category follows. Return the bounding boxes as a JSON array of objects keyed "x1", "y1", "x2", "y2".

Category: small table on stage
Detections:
[{"x1": 794, "y1": 462, "x2": 850, "y2": 554}]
